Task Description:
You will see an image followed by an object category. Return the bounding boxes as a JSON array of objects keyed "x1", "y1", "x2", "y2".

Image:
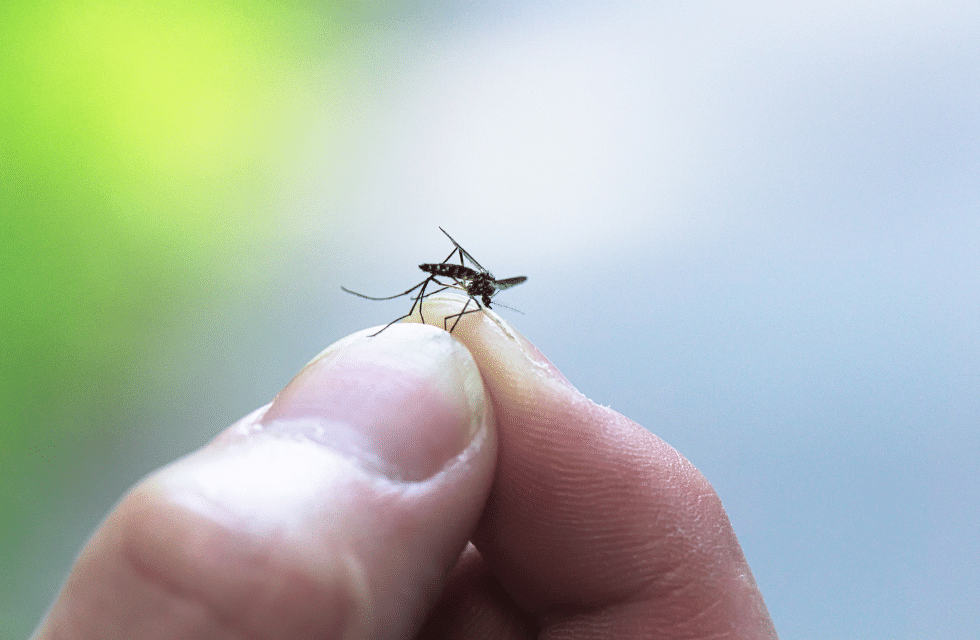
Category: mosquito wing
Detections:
[
  {"x1": 438, "y1": 227, "x2": 486, "y2": 272},
  {"x1": 492, "y1": 275, "x2": 527, "y2": 291}
]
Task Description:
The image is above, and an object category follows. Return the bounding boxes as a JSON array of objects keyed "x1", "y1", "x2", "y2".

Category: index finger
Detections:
[{"x1": 410, "y1": 296, "x2": 777, "y2": 639}]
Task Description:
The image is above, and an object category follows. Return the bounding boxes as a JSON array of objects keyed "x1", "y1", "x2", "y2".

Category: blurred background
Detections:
[{"x1": 2, "y1": 0, "x2": 978, "y2": 637}]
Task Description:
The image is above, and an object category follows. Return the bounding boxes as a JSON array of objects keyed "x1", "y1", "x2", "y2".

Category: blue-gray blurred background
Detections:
[{"x1": 3, "y1": 1, "x2": 978, "y2": 637}]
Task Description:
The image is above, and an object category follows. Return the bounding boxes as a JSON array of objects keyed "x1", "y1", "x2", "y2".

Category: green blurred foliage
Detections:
[{"x1": 0, "y1": 0, "x2": 361, "y2": 633}]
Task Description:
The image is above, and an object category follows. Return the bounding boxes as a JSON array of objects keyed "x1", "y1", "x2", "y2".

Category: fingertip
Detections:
[
  {"x1": 261, "y1": 322, "x2": 491, "y2": 483},
  {"x1": 405, "y1": 293, "x2": 579, "y2": 401},
  {"x1": 37, "y1": 324, "x2": 500, "y2": 640},
  {"x1": 410, "y1": 302, "x2": 777, "y2": 637}
]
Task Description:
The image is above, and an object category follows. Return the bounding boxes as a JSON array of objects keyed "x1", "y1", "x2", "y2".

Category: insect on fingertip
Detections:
[{"x1": 342, "y1": 229, "x2": 528, "y2": 335}]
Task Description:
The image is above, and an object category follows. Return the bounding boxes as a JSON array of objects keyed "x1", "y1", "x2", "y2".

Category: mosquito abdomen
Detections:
[{"x1": 420, "y1": 263, "x2": 479, "y2": 279}]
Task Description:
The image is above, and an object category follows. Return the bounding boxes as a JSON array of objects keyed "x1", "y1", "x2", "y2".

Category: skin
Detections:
[{"x1": 33, "y1": 294, "x2": 777, "y2": 639}]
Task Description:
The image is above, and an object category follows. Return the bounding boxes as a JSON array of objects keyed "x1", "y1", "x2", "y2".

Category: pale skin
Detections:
[{"x1": 33, "y1": 295, "x2": 778, "y2": 639}]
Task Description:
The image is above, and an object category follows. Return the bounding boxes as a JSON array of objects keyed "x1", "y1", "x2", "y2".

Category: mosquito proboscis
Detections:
[{"x1": 342, "y1": 227, "x2": 528, "y2": 336}]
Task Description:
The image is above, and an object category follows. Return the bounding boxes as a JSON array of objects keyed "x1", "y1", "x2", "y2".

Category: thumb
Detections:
[{"x1": 34, "y1": 323, "x2": 497, "y2": 640}]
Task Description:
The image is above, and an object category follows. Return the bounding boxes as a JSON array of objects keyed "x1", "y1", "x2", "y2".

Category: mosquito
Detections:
[{"x1": 342, "y1": 227, "x2": 528, "y2": 335}]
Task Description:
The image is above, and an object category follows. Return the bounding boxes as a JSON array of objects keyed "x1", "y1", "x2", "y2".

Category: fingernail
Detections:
[{"x1": 260, "y1": 324, "x2": 489, "y2": 482}]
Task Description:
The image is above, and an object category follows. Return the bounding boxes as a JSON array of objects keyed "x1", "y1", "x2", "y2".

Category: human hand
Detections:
[{"x1": 33, "y1": 297, "x2": 777, "y2": 639}]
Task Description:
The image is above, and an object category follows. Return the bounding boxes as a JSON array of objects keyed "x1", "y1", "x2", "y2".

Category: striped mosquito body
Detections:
[{"x1": 342, "y1": 228, "x2": 527, "y2": 335}]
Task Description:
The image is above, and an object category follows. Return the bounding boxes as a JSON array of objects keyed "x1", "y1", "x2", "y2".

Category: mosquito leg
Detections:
[
  {"x1": 341, "y1": 279, "x2": 427, "y2": 301},
  {"x1": 431, "y1": 231, "x2": 465, "y2": 268},
  {"x1": 414, "y1": 281, "x2": 463, "y2": 325},
  {"x1": 444, "y1": 297, "x2": 487, "y2": 333},
  {"x1": 409, "y1": 277, "x2": 456, "y2": 325},
  {"x1": 408, "y1": 246, "x2": 463, "y2": 325},
  {"x1": 409, "y1": 276, "x2": 435, "y2": 325},
  {"x1": 365, "y1": 281, "x2": 461, "y2": 337},
  {"x1": 441, "y1": 247, "x2": 462, "y2": 265},
  {"x1": 368, "y1": 286, "x2": 432, "y2": 337},
  {"x1": 438, "y1": 227, "x2": 486, "y2": 272},
  {"x1": 368, "y1": 311, "x2": 416, "y2": 337},
  {"x1": 450, "y1": 302, "x2": 485, "y2": 333},
  {"x1": 444, "y1": 297, "x2": 470, "y2": 333}
]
